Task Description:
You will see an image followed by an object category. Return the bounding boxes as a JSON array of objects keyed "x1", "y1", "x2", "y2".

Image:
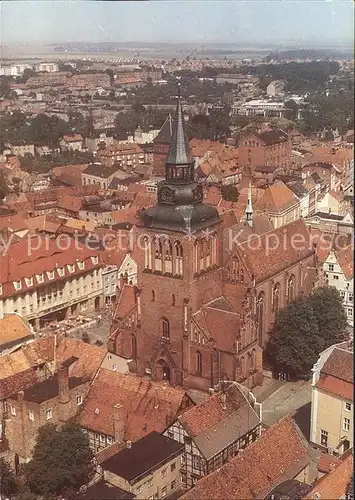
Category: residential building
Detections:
[
  {"x1": 181, "y1": 417, "x2": 310, "y2": 499},
  {"x1": 59, "y1": 134, "x2": 84, "y2": 152},
  {"x1": 81, "y1": 164, "x2": 129, "y2": 190},
  {"x1": 77, "y1": 369, "x2": 194, "y2": 453},
  {"x1": 0, "y1": 237, "x2": 103, "y2": 331},
  {"x1": 77, "y1": 480, "x2": 135, "y2": 499},
  {"x1": 35, "y1": 62, "x2": 59, "y2": 73},
  {"x1": 164, "y1": 382, "x2": 261, "y2": 488},
  {"x1": 304, "y1": 211, "x2": 354, "y2": 236},
  {"x1": 85, "y1": 132, "x2": 114, "y2": 153},
  {"x1": 254, "y1": 180, "x2": 301, "y2": 228},
  {"x1": 238, "y1": 129, "x2": 292, "y2": 172},
  {"x1": 266, "y1": 80, "x2": 286, "y2": 96},
  {"x1": 304, "y1": 453, "x2": 353, "y2": 500},
  {"x1": 7, "y1": 143, "x2": 35, "y2": 157},
  {"x1": 98, "y1": 143, "x2": 145, "y2": 170},
  {"x1": 316, "y1": 190, "x2": 343, "y2": 215},
  {"x1": 109, "y1": 89, "x2": 317, "y2": 392},
  {"x1": 0, "y1": 337, "x2": 105, "y2": 462},
  {"x1": 323, "y1": 246, "x2": 353, "y2": 326},
  {"x1": 0, "y1": 314, "x2": 34, "y2": 355},
  {"x1": 310, "y1": 340, "x2": 353, "y2": 454},
  {"x1": 101, "y1": 432, "x2": 184, "y2": 500}
]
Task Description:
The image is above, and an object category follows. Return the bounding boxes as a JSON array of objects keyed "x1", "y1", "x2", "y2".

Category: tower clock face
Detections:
[
  {"x1": 158, "y1": 186, "x2": 175, "y2": 204},
  {"x1": 192, "y1": 184, "x2": 203, "y2": 203}
]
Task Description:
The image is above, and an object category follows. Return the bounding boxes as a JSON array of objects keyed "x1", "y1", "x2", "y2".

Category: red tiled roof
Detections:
[
  {"x1": 0, "y1": 214, "x2": 29, "y2": 232},
  {"x1": 305, "y1": 454, "x2": 353, "y2": 499},
  {"x1": 0, "y1": 237, "x2": 102, "y2": 298},
  {"x1": 254, "y1": 180, "x2": 299, "y2": 214},
  {"x1": 321, "y1": 347, "x2": 353, "y2": 383},
  {"x1": 62, "y1": 134, "x2": 83, "y2": 142},
  {"x1": 181, "y1": 417, "x2": 309, "y2": 500},
  {"x1": 236, "y1": 219, "x2": 314, "y2": 283},
  {"x1": 317, "y1": 452, "x2": 341, "y2": 474},
  {"x1": 114, "y1": 284, "x2": 137, "y2": 320},
  {"x1": 336, "y1": 244, "x2": 354, "y2": 280},
  {"x1": 76, "y1": 369, "x2": 190, "y2": 441},
  {"x1": 316, "y1": 374, "x2": 353, "y2": 401},
  {"x1": 179, "y1": 383, "x2": 246, "y2": 438}
]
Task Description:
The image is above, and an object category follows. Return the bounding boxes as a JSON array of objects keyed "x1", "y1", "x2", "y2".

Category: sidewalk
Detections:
[{"x1": 251, "y1": 375, "x2": 284, "y2": 403}]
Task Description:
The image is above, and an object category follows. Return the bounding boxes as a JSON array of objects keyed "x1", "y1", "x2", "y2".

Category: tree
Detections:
[
  {"x1": 265, "y1": 295, "x2": 323, "y2": 377},
  {"x1": 114, "y1": 109, "x2": 139, "y2": 137},
  {"x1": 0, "y1": 457, "x2": 18, "y2": 498},
  {"x1": 221, "y1": 185, "x2": 239, "y2": 202},
  {"x1": 0, "y1": 172, "x2": 9, "y2": 201},
  {"x1": 24, "y1": 422, "x2": 94, "y2": 497},
  {"x1": 265, "y1": 287, "x2": 348, "y2": 378},
  {"x1": 308, "y1": 286, "x2": 347, "y2": 348}
]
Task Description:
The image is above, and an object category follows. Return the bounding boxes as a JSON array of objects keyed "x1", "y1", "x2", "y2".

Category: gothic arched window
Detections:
[
  {"x1": 256, "y1": 293, "x2": 265, "y2": 340},
  {"x1": 196, "y1": 351, "x2": 202, "y2": 375},
  {"x1": 143, "y1": 236, "x2": 151, "y2": 269},
  {"x1": 171, "y1": 294, "x2": 176, "y2": 306},
  {"x1": 193, "y1": 240, "x2": 199, "y2": 274},
  {"x1": 131, "y1": 334, "x2": 137, "y2": 358},
  {"x1": 154, "y1": 238, "x2": 163, "y2": 272},
  {"x1": 175, "y1": 241, "x2": 183, "y2": 276},
  {"x1": 151, "y1": 290, "x2": 156, "y2": 302},
  {"x1": 287, "y1": 275, "x2": 295, "y2": 304},
  {"x1": 162, "y1": 317, "x2": 170, "y2": 339},
  {"x1": 165, "y1": 240, "x2": 173, "y2": 273},
  {"x1": 273, "y1": 283, "x2": 280, "y2": 315}
]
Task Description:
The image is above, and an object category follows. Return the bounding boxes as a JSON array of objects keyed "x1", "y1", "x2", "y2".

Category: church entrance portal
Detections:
[{"x1": 155, "y1": 359, "x2": 171, "y2": 383}]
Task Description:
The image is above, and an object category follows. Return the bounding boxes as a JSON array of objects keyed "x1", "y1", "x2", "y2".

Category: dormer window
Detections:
[
  {"x1": 36, "y1": 274, "x2": 44, "y2": 283},
  {"x1": 67, "y1": 264, "x2": 75, "y2": 273},
  {"x1": 13, "y1": 280, "x2": 22, "y2": 291},
  {"x1": 57, "y1": 267, "x2": 65, "y2": 277},
  {"x1": 77, "y1": 261, "x2": 85, "y2": 270},
  {"x1": 47, "y1": 271, "x2": 55, "y2": 280},
  {"x1": 25, "y1": 277, "x2": 33, "y2": 287},
  {"x1": 91, "y1": 256, "x2": 98, "y2": 265}
]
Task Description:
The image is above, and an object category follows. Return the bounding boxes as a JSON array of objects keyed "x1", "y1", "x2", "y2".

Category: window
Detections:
[
  {"x1": 343, "y1": 418, "x2": 350, "y2": 432},
  {"x1": 340, "y1": 291, "x2": 346, "y2": 298},
  {"x1": 78, "y1": 261, "x2": 85, "y2": 270},
  {"x1": 58, "y1": 267, "x2": 65, "y2": 277},
  {"x1": 76, "y1": 395, "x2": 83, "y2": 406},
  {"x1": 47, "y1": 271, "x2": 55, "y2": 280},
  {"x1": 196, "y1": 351, "x2": 202, "y2": 375},
  {"x1": 147, "y1": 479, "x2": 153, "y2": 488},
  {"x1": 131, "y1": 334, "x2": 137, "y2": 358},
  {"x1": 25, "y1": 277, "x2": 33, "y2": 287},
  {"x1": 171, "y1": 480, "x2": 176, "y2": 491},
  {"x1": 193, "y1": 455, "x2": 200, "y2": 469},
  {"x1": 333, "y1": 275, "x2": 339, "y2": 280},
  {"x1": 10, "y1": 405, "x2": 16, "y2": 416},
  {"x1": 151, "y1": 290, "x2": 156, "y2": 302},
  {"x1": 29, "y1": 410, "x2": 35, "y2": 421},
  {"x1": 184, "y1": 435, "x2": 191, "y2": 445},
  {"x1": 349, "y1": 293, "x2": 353, "y2": 302},
  {"x1": 162, "y1": 317, "x2": 170, "y2": 339},
  {"x1": 45, "y1": 409, "x2": 52, "y2": 420},
  {"x1": 172, "y1": 294, "x2": 176, "y2": 306},
  {"x1": 161, "y1": 468, "x2": 167, "y2": 479},
  {"x1": 345, "y1": 402, "x2": 352, "y2": 412},
  {"x1": 136, "y1": 486, "x2": 142, "y2": 494},
  {"x1": 100, "y1": 434, "x2": 105, "y2": 443},
  {"x1": 348, "y1": 308, "x2": 353, "y2": 317},
  {"x1": 167, "y1": 430, "x2": 174, "y2": 439},
  {"x1": 68, "y1": 264, "x2": 75, "y2": 273},
  {"x1": 107, "y1": 436, "x2": 113, "y2": 445},
  {"x1": 162, "y1": 486, "x2": 167, "y2": 498},
  {"x1": 171, "y1": 462, "x2": 176, "y2": 472},
  {"x1": 328, "y1": 264, "x2": 334, "y2": 271},
  {"x1": 320, "y1": 429, "x2": 328, "y2": 446},
  {"x1": 13, "y1": 280, "x2": 22, "y2": 290}
]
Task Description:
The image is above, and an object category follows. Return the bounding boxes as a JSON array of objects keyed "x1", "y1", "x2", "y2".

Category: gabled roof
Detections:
[
  {"x1": 237, "y1": 219, "x2": 313, "y2": 283},
  {"x1": 304, "y1": 453, "x2": 353, "y2": 500},
  {"x1": 153, "y1": 114, "x2": 173, "y2": 144},
  {"x1": 254, "y1": 180, "x2": 299, "y2": 214},
  {"x1": 76, "y1": 369, "x2": 190, "y2": 441},
  {"x1": 316, "y1": 346, "x2": 353, "y2": 401},
  {"x1": 0, "y1": 314, "x2": 33, "y2": 348},
  {"x1": 336, "y1": 244, "x2": 353, "y2": 280},
  {"x1": 255, "y1": 129, "x2": 288, "y2": 146},
  {"x1": 178, "y1": 383, "x2": 260, "y2": 460},
  {"x1": 181, "y1": 417, "x2": 309, "y2": 500}
]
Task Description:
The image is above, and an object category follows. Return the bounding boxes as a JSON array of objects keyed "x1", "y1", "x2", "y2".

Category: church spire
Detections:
[
  {"x1": 245, "y1": 181, "x2": 253, "y2": 227},
  {"x1": 165, "y1": 79, "x2": 194, "y2": 183}
]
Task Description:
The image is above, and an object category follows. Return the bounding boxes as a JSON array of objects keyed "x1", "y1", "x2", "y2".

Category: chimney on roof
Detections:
[
  {"x1": 113, "y1": 403, "x2": 125, "y2": 444},
  {"x1": 58, "y1": 365, "x2": 70, "y2": 421}
]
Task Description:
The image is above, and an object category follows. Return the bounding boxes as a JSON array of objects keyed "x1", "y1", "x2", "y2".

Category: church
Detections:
[{"x1": 108, "y1": 84, "x2": 318, "y2": 391}]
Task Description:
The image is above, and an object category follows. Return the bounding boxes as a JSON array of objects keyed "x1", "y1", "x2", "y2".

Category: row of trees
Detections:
[
  {"x1": 0, "y1": 423, "x2": 94, "y2": 499},
  {"x1": 265, "y1": 286, "x2": 348, "y2": 378}
]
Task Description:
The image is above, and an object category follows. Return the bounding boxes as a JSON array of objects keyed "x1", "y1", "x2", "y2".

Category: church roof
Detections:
[
  {"x1": 166, "y1": 88, "x2": 194, "y2": 166},
  {"x1": 153, "y1": 114, "x2": 173, "y2": 144}
]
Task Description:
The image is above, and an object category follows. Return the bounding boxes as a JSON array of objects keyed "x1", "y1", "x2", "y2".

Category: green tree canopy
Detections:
[
  {"x1": 308, "y1": 286, "x2": 348, "y2": 347},
  {"x1": 265, "y1": 286, "x2": 348, "y2": 377},
  {"x1": 0, "y1": 457, "x2": 18, "y2": 498},
  {"x1": 24, "y1": 422, "x2": 94, "y2": 497}
]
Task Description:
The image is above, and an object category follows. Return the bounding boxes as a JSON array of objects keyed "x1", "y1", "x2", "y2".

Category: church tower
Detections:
[{"x1": 115, "y1": 83, "x2": 223, "y2": 387}]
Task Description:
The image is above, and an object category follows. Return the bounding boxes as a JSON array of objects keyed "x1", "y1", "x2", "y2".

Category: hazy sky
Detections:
[{"x1": 1, "y1": 0, "x2": 353, "y2": 46}]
